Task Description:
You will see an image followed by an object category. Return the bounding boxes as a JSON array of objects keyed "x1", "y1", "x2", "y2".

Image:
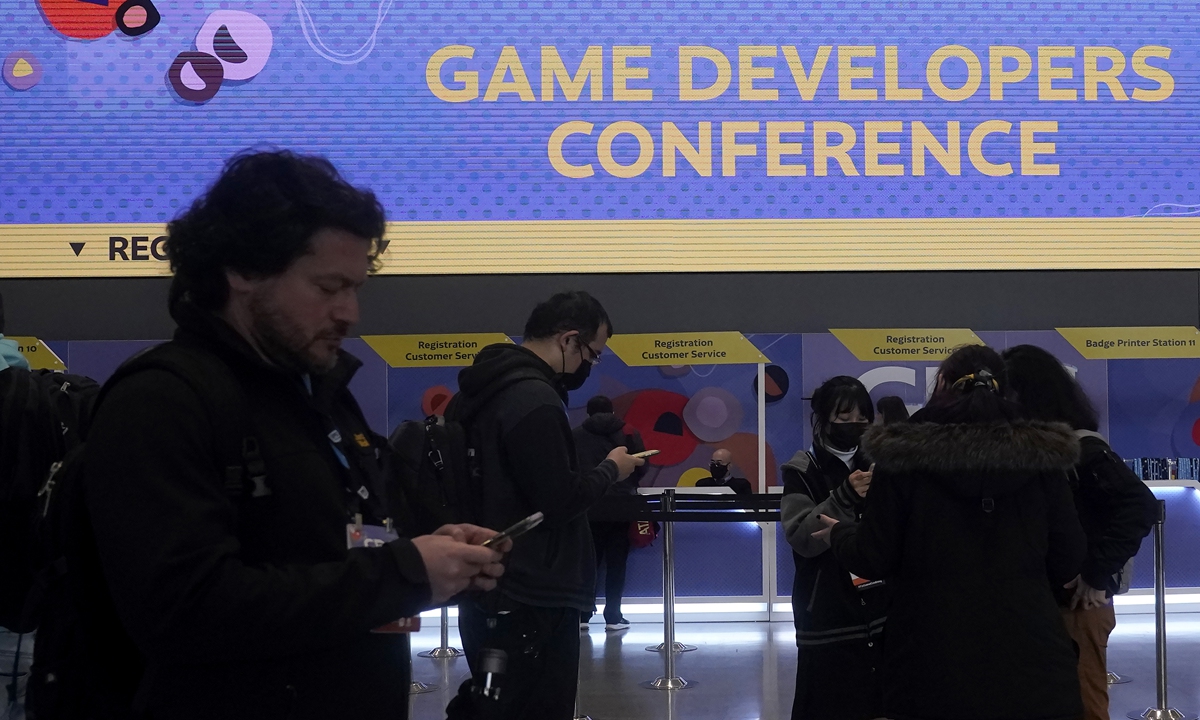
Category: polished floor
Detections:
[{"x1": 6, "y1": 615, "x2": 1200, "y2": 719}]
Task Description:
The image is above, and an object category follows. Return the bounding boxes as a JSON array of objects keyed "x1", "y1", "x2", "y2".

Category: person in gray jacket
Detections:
[{"x1": 780, "y1": 376, "x2": 888, "y2": 720}]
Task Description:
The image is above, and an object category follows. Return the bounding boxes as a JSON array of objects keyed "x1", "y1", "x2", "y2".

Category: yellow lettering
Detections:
[
  {"x1": 663, "y1": 122, "x2": 713, "y2": 177},
  {"x1": 1037, "y1": 46, "x2": 1077, "y2": 101},
  {"x1": 766, "y1": 121, "x2": 806, "y2": 177},
  {"x1": 838, "y1": 45, "x2": 877, "y2": 100},
  {"x1": 1132, "y1": 45, "x2": 1174, "y2": 102},
  {"x1": 884, "y1": 46, "x2": 922, "y2": 100},
  {"x1": 679, "y1": 46, "x2": 731, "y2": 101},
  {"x1": 426, "y1": 45, "x2": 478, "y2": 102},
  {"x1": 739, "y1": 45, "x2": 778, "y2": 101},
  {"x1": 813, "y1": 121, "x2": 859, "y2": 177},
  {"x1": 968, "y1": 120, "x2": 1013, "y2": 177},
  {"x1": 598, "y1": 122, "x2": 655, "y2": 178},
  {"x1": 927, "y1": 45, "x2": 982, "y2": 102},
  {"x1": 483, "y1": 46, "x2": 535, "y2": 101},
  {"x1": 721, "y1": 121, "x2": 759, "y2": 177},
  {"x1": 548, "y1": 121, "x2": 595, "y2": 178},
  {"x1": 912, "y1": 121, "x2": 961, "y2": 176},
  {"x1": 1020, "y1": 120, "x2": 1059, "y2": 176},
  {"x1": 781, "y1": 46, "x2": 832, "y2": 101},
  {"x1": 541, "y1": 46, "x2": 603, "y2": 101},
  {"x1": 1083, "y1": 46, "x2": 1128, "y2": 101},
  {"x1": 864, "y1": 121, "x2": 904, "y2": 176},
  {"x1": 613, "y1": 46, "x2": 653, "y2": 101},
  {"x1": 988, "y1": 46, "x2": 1031, "y2": 100}
]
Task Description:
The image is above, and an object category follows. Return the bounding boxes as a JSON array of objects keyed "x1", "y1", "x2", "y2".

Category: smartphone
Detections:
[
  {"x1": 481, "y1": 511, "x2": 544, "y2": 548},
  {"x1": 631, "y1": 449, "x2": 660, "y2": 459}
]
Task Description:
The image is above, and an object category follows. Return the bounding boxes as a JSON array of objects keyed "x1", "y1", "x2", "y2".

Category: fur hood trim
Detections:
[{"x1": 863, "y1": 421, "x2": 1080, "y2": 477}]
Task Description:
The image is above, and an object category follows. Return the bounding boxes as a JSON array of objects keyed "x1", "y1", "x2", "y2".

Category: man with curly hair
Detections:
[{"x1": 81, "y1": 150, "x2": 507, "y2": 720}]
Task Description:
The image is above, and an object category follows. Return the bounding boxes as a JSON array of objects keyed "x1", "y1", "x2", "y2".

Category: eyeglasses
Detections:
[{"x1": 578, "y1": 339, "x2": 602, "y2": 365}]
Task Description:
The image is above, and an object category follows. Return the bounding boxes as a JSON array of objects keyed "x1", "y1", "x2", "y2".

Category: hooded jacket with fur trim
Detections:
[{"x1": 829, "y1": 420, "x2": 1086, "y2": 720}]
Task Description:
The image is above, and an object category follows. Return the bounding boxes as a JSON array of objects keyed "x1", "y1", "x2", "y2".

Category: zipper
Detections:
[{"x1": 38, "y1": 461, "x2": 64, "y2": 518}]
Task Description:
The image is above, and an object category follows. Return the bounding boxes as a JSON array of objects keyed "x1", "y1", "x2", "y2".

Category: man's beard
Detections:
[{"x1": 249, "y1": 292, "x2": 345, "y2": 376}]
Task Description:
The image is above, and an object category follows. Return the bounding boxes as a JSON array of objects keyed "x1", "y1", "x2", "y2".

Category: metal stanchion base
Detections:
[
  {"x1": 1108, "y1": 671, "x2": 1133, "y2": 685},
  {"x1": 409, "y1": 681, "x2": 439, "y2": 694},
  {"x1": 573, "y1": 715, "x2": 593, "y2": 720},
  {"x1": 641, "y1": 676, "x2": 695, "y2": 691},
  {"x1": 645, "y1": 642, "x2": 697, "y2": 653},
  {"x1": 418, "y1": 646, "x2": 465, "y2": 659},
  {"x1": 1127, "y1": 708, "x2": 1197, "y2": 720}
]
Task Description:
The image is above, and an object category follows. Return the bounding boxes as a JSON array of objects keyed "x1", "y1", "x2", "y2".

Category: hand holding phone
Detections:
[{"x1": 481, "y1": 512, "x2": 544, "y2": 548}]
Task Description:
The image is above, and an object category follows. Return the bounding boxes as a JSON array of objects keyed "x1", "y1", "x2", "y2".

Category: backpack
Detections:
[
  {"x1": 386, "y1": 368, "x2": 549, "y2": 537},
  {"x1": 0, "y1": 368, "x2": 100, "y2": 634},
  {"x1": 18, "y1": 342, "x2": 270, "y2": 720},
  {"x1": 387, "y1": 415, "x2": 475, "y2": 536}
]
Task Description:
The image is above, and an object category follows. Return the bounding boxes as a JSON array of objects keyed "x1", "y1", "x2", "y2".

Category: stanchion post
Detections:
[
  {"x1": 645, "y1": 489, "x2": 696, "y2": 656},
  {"x1": 1127, "y1": 499, "x2": 1194, "y2": 720},
  {"x1": 409, "y1": 634, "x2": 439, "y2": 694},
  {"x1": 419, "y1": 607, "x2": 464, "y2": 659},
  {"x1": 642, "y1": 488, "x2": 695, "y2": 690}
]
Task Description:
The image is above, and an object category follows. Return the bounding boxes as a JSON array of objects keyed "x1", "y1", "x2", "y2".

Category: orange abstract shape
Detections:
[{"x1": 38, "y1": 0, "x2": 118, "y2": 40}]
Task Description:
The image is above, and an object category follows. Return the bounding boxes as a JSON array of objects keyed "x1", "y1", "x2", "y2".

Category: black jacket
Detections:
[
  {"x1": 449, "y1": 343, "x2": 619, "y2": 611},
  {"x1": 83, "y1": 304, "x2": 431, "y2": 720},
  {"x1": 780, "y1": 444, "x2": 888, "y2": 644},
  {"x1": 1066, "y1": 431, "x2": 1157, "y2": 599},
  {"x1": 830, "y1": 420, "x2": 1087, "y2": 720},
  {"x1": 572, "y1": 412, "x2": 647, "y2": 495}
]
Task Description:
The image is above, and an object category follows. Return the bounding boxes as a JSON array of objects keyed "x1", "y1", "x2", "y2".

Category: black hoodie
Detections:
[
  {"x1": 830, "y1": 419, "x2": 1086, "y2": 720},
  {"x1": 449, "y1": 343, "x2": 619, "y2": 611},
  {"x1": 573, "y1": 412, "x2": 647, "y2": 495}
]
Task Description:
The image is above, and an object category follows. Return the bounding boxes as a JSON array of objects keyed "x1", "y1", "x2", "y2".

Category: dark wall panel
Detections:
[{"x1": 2, "y1": 270, "x2": 1198, "y2": 340}]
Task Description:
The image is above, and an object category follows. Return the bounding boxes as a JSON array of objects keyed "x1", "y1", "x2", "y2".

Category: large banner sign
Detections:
[{"x1": 2, "y1": 2, "x2": 1198, "y2": 276}]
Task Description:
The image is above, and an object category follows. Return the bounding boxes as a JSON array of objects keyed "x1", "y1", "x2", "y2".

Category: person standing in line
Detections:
[
  {"x1": 445, "y1": 291, "x2": 644, "y2": 720},
  {"x1": 574, "y1": 394, "x2": 647, "y2": 631},
  {"x1": 824, "y1": 345, "x2": 1087, "y2": 720},
  {"x1": 82, "y1": 150, "x2": 506, "y2": 720},
  {"x1": 1004, "y1": 344, "x2": 1157, "y2": 720},
  {"x1": 780, "y1": 376, "x2": 888, "y2": 720}
]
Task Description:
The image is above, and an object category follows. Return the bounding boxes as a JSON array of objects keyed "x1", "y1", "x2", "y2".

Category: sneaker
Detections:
[
  {"x1": 605, "y1": 618, "x2": 631, "y2": 631},
  {"x1": 580, "y1": 620, "x2": 591, "y2": 631}
]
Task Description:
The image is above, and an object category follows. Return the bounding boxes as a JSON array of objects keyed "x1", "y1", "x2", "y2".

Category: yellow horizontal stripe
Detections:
[{"x1": 0, "y1": 218, "x2": 1197, "y2": 277}]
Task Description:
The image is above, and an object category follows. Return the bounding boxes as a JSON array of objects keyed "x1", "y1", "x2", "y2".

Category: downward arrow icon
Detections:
[{"x1": 69, "y1": 242, "x2": 86, "y2": 256}]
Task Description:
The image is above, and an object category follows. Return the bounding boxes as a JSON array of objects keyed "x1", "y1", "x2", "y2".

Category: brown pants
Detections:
[{"x1": 1061, "y1": 603, "x2": 1118, "y2": 720}]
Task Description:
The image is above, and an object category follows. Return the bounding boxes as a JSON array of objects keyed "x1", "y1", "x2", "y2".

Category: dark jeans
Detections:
[
  {"x1": 445, "y1": 596, "x2": 580, "y2": 720},
  {"x1": 590, "y1": 521, "x2": 630, "y2": 624}
]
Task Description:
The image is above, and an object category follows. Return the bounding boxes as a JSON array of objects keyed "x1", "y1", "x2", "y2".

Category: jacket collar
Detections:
[{"x1": 171, "y1": 299, "x2": 362, "y2": 397}]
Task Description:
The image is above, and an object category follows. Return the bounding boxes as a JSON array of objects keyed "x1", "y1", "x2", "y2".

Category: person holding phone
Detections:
[
  {"x1": 444, "y1": 292, "x2": 643, "y2": 720},
  {"x1": 779, "y1": 376, "x2": 888, "y2": 720}
]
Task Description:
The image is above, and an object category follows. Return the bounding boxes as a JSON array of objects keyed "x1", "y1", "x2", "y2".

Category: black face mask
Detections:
[
  {"x1": 557, "y1": 353, "x2": 593, "y2": 392},
  {"x1": 709, "y1": 462, "x2": 729, "y2": 480},
  {"x1": 826, "y1": 421, "x2": 868, "y2": 451}
]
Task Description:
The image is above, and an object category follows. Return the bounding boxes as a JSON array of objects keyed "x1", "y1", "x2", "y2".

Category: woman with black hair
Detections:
[
  {"x1": 1003, "y1": 344, "x2": 1157, "y2": 720},
  {"x1": 823, "y1": 345, "x2": 1087, "y2": 720},
  {"x1": 780, "y1": 376, "x2": 888, "y2": 720}
]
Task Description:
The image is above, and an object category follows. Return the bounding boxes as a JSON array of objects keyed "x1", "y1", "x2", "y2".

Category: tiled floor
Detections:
[{"x1": 6, "y1": 615, "x2": 1200, "y2": 719}]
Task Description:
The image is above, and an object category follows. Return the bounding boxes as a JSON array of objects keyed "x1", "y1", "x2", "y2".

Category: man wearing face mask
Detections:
[
  {"x1": 696, "y1": 448, "x2": 754, "y2": 495},
  {"x1": 445, "y1": 291, "x2": 644, "y2": 720}
]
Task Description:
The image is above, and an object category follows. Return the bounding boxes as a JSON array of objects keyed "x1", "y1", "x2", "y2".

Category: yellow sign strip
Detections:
[
  {"x1": 606, "y1": 332, "x2": 769, "y2": 366},
  {"x1": 6, "y1": 337, "x2": 67, "y2": 371},
  {"x1": 831, "y1": 329, "x2": 985, "y2": 362},
  {"x1": 1056, "y1": 327, "x2": 1200, "y2": 360},
  {"x1": 361, "y1": 333, "x2": 513, "y2": 367},
  {"x1": 2, "y1": 217, "x2": 1197, "y2": 277}
]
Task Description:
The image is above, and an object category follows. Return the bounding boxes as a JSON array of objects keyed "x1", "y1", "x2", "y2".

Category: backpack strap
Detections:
[{"x1": 99, "y1": 342, "x2": 269, "y2": 500}]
